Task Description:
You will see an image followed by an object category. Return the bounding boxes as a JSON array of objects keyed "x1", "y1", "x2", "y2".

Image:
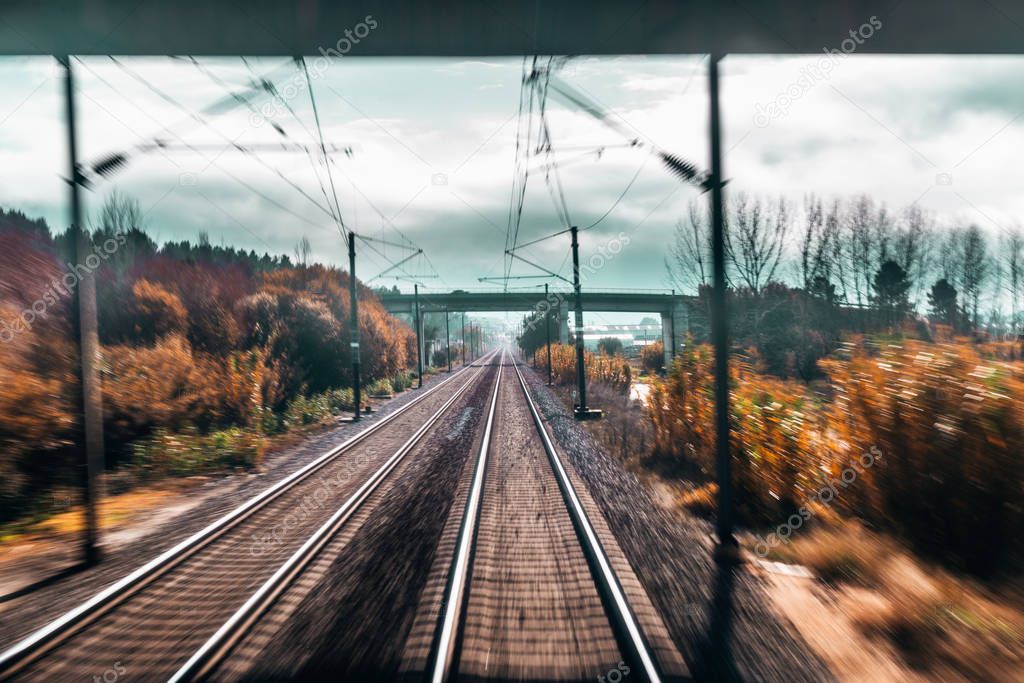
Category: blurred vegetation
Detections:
[
  {"x1": 647, "y1": 334, "x2": 1024, "y2": 575},
  {"x1": 0, "y1": 197, "x2": 416, "y2": 524},
  {"x1": 639, "y1": 340, "x2": 664, "y2": 375},
  {"x1": 530, "y1": 342, "x2": 632, "y2": 393}
]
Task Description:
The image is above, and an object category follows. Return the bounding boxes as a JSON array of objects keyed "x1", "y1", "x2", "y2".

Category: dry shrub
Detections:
[
  {"x1": 0, "y1": 305, "x2": 76, "y2": 508},
  {"x1": 647, "y1": 342, "x2": 815, "y2": 522},
  {"x1": 130, "y1": 278, "x2": 187, "y2": 342},
  {"x1": 531, "y1": 342, "x2": 631, "y2": 392},
  {"x1": 640, "y1": 340, "x2": 664, "y2": 374},
  {"x1": 649, "y1": 336, "x2": 1024, "y2": 571},
  {"x1": 771, "y1": 522, "x2": 1024, "y2": 681},
  {"x1": 768, "y1": 522, "x2": 892, "y2": 587},
  {"x1": 823, "y1": 338, "x2": 1024, "y2": 573},
  {"x1": 585, "y1": 381, "x2": 653, "y2": 467}
]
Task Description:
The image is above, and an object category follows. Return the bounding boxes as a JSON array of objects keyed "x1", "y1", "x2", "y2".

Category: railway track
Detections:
[
  {"x1": 0, "y1": 350, "x2": 500, "y2": 682},
  {"x1": 422, "y1": 352, "x2": 673, "y2": 683},
  {"x1": 1, "y1": 347, "x2": 685, "y2": 682}
]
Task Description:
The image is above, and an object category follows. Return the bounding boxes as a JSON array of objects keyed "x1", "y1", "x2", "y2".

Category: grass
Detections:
[{"x1": 0, "y1": 485, "x2": 190, "y2": 551}]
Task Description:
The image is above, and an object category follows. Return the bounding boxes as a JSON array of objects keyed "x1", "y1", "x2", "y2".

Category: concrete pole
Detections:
[
  {"x1": 414, "y1": 283, "x2": 423, "y2": 388},
  {"x1": 709, "y1": 53, "x2": 735, "y2": 554},
  {"x1": 570, "y1": 226, "x2": 590, "y2": 417},
  {"x1": 348, "y1": 233, "x2": 361, "y2": 420},
  {"x1": 445, "y1": 306, "x2": 451, "y2": 372},
  {"x1": 545, "y1": 283, "x2": 553, "y2": 385},
  {"x1": 60, "y1": 56, "x2": 104, "y2": 565}
]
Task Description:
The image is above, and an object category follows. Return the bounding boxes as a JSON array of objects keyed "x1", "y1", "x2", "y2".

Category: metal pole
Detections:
[
  {"x1": 571, "y1": 226, "x2": 589, "y2": 417},
  {"x1": 445, "y1": 306, "x2": 452, "y2": 372},
  {"x1": 461, "y1": 312, "x2": 466, "y2": 365},
  {"x1": 670, "y1": 288, "x2": 677, "y2": 365},
  {"x1": 348, "y1": 233, "x2": 361, "y2": 420},
  {"x1": 545, "y1": 283, "x2": 553, "y2": 385},
  {"x1": 709, "y1": 53, "x2": 735, "y2": 554},
  {"x1": 60, "y1": 56, "x2": 104, "y2": 565},
  {"x1": 414, "y1": 283, "x2": 423, "y2": 388}
]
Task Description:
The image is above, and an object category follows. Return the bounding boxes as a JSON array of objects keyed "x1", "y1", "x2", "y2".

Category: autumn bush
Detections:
[
  {"x1": 640, "y1": 340, "x2": 664, "y2": 374},
  {"x1": 647, "y1": 336, "x2": 1024, "y2": 572},
  {"x1": 531, "y1": 342, "x2": 632, "y2": 393},
  {"x1": 822, "y1": 338, "x2": 1024, "y2": 573},
  {"x1": 647, "y1": 343, "x2": 816, "y2": 523},
  {"x1": 0, "y1": 214, "x2": 418, "y2": 524}
]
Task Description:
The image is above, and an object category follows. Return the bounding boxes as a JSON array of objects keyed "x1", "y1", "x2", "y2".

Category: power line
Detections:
[
  {"x1": 301, "y1": 57, "x2": 347, "y2": 237},
  {"x1": 108, "y1": 57, "x2": 339, "y2": 223},
  {"x1": 80, "y1": 58, "x2": 332, "y2": 234},
  {"x1": 580, "y1": 153, "x2": 649, "y2": 230}
]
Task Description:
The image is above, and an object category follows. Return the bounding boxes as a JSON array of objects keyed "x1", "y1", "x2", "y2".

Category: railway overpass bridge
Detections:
[{"x1": 380, "y1": 289, "x2": 691, "y2": 368}]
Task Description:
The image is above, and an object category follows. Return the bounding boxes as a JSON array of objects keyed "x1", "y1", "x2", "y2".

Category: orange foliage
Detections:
[
  {"x1": 531, "y1": 343, "x2": 632, "y2": 392},
  {"x1": 130, "y1": 279, "x2": 187, "y2": 342},
  {"x1": 648, "y1": 337, "x2": 1024, "y2": 570},
  {"x1": 640, "y1": 340, "x2": 664, "y2": 374}
]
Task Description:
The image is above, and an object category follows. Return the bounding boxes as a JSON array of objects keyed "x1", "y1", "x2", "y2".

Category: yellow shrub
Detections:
[{"x1": 531, "y1": 343, "x2": 631, "y2": 392}]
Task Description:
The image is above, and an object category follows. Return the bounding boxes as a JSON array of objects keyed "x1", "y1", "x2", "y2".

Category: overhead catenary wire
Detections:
[
  {"x1": 187, "y1": 55, "x2": 344, "y2": 229},
  {"x1": 301, "y1": 57, "x2": 347, "y2": 237},
  {"x1": 76, "y1": 58, "x2": 334, "y2": 234},
  {"x1": 106, "y1": 57, "x2": 340, "y2": 224}
]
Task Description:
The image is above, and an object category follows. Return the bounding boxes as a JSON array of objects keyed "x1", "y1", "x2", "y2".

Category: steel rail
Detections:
[
  {"x1": 427, "y1": 349, "x2": 504, "y2": 683},
  {"x1": 0, "y1": 353, "x2": 492, "y2": 679},
  {"x1": 509, "y1": 356, "x2": 662, "y2": 683},
  {"x1": 171, "y1": 348, "x2": 501, "y2": 681}
]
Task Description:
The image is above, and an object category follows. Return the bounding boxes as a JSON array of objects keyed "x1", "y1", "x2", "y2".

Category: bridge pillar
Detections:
[
  {"x1": 660, "y1": 311, "x2": 673, "y2": 370},
  {"x1": 661, "y1": 299, "x2": 690, "y2": 371},
  {"x1": 558, "y1": 300, "x2": 570, "y2": 344}
]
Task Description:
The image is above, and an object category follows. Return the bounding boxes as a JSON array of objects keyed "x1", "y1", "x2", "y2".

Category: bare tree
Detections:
[
  {"x1": 825, "y1": 199, "x2": 846, "y2": 302},
  {"x1": 665, "y1": 200, "x2": 711, "y2": 294},
  {"x1": 724, "y1": 193, "x2": 789, "y2": 295},
  {"x1": 1002, "y1": 227, "x2": 1024, "y2": 333},
  {"x1": 944, "y1": 225, "x2": 990, "y2": 329},
  {"x1": 799, "y1": 194, "x2": 825, "y2": 290},
  {"x1": 293, "y1": 236, "x2": 312, "y2": 269},
  {"x1": 894, "y1": 204, "x2": 935, "y2": 310},
  {"x1": 96, "y1": 188, "x2": 143, "y2": 236},
  {"x1": 844, "y1": 195, "x2": 877, "y2": 307}
]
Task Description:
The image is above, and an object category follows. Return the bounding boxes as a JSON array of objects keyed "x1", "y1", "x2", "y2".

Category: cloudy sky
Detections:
[{"x1": 1, "y1": 53, "x2": 1022, "y2": 324}]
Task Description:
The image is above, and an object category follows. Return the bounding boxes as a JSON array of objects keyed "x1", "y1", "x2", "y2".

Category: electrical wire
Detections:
[
  {"x1": 78, "y1": 58, "x2": 331, "y2": 233},
  {"x1": 301, "y1": 57, "x2": 347, "y2": 237},
  {"x1": 579, "y1": 153, "x2": 649, "y2": 230},
  {"x1": 109, "y1": 57, "x2": 338, "y2": 224}
]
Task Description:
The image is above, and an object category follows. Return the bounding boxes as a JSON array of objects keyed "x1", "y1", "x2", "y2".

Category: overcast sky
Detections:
[{"x1": 1, "y1": 54, "x2": 1022, "y2": 325}]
